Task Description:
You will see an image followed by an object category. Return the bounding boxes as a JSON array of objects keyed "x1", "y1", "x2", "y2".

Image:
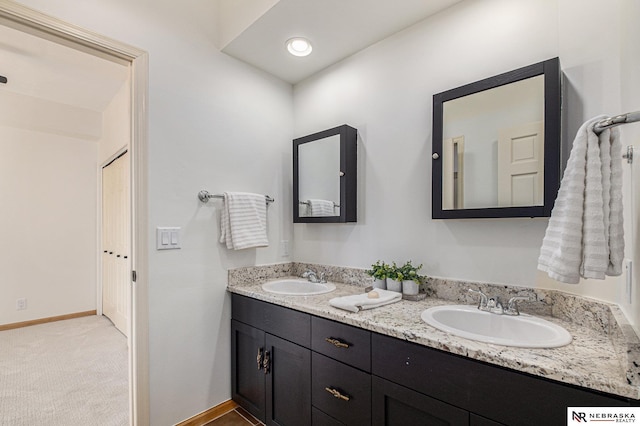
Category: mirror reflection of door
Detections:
[
  {"x1": 497, "y1": 121, "x2": 544, "y2": 207},
  {"x1": 442, "y1": 136, "x2": 464, "y2": 210},
  {"x1": 298, "y1": 134, "x2": 340, "y2": 217}
]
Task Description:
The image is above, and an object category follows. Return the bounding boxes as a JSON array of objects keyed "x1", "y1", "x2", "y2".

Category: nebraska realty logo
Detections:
[{"x1": 568, "y1": 407, "x2": 640, "y2": 423}]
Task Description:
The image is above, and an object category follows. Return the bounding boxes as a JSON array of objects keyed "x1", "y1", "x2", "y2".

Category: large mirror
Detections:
[
  {"x1": 293, "y1": 124, "x2": 357, "y2": 223},
  {"x1": 432, "y1": 58, "x2": 561, "y2": 219}
]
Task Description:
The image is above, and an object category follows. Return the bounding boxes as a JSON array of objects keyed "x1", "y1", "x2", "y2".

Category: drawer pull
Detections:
[
  {"x1": 263, "y1": 350, "x2": 270, "y2": 374},
  {"x1": 325, "y1": 387, "x2": 350, "y2": 401},
  {"x1": 325, "y1": 337, "x2": 350, "y2": 349},
  {"x1": 256, "y1": 347, "x2": 263, "y2": 371}
]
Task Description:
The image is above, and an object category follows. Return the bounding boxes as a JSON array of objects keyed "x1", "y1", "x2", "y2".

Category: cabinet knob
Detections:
[
  {"x1": 325, "y1": 387, "x2": 350, "y2": 401},
  {"x1": 432, "y1": 153, "x2": 440, "y2": 160},
  {"x1": 325, "y1": 337, "x2": 350, "y2": 349}
]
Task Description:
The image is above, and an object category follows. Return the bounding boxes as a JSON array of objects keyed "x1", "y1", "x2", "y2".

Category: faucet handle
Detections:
[
  {"x1": 506, "y1": 296, "x2": 532, "y2": 315},
  {"x1": 318, "y1": 272, "x2": 327, "y2": 283},
  {"x1": 468, "y1": 288, "x2": 489, "y2": 310}
]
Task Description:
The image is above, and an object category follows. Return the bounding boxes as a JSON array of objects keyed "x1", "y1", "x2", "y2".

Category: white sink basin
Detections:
[
  {"x1": 262, "y1": 279, "x2": 336, "y2": 296},
  {"x1": 421, "y1": 305, "x2": 572, "y2": 348}
]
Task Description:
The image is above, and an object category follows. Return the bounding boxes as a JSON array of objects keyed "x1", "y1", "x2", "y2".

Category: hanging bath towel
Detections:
[
  {"x1": 219, "y1": 192, "x2": 269, "y2": 250},
  {"x1": 538, "y1": 116, "x2": 624, "y2": 284}
]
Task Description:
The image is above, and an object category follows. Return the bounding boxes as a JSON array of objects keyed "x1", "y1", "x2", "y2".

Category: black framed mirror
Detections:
[
  {"x1": 293, "y1": 124, "x2": 357, "y2": 223},
  {"x1": 432, "y1": 57, "x2": 561, "y2": 219}
]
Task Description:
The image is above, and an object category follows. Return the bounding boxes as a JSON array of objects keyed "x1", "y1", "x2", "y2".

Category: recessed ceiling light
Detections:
[{"x1": 286, "y1": 37, "x2": 312, "y2": 57}]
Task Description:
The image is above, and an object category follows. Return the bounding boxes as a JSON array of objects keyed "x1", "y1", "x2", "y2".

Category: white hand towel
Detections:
[
  {"x1": 329, "y1": 289, "x2": 402, "y2": 313},
  {"x1": 219, "y1": 192, "x2": 269, "y2": 250},
  {"x1": 538, "y1": 116, "x2": 624, "y2": 283},
  {"x1": 308, "y1": 199, "x2": 335, "y2": 216}
]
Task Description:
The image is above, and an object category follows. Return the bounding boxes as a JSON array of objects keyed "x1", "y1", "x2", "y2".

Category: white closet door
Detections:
[{"x1": 102, "y1": 151, "x2": 130, "y2": 336}]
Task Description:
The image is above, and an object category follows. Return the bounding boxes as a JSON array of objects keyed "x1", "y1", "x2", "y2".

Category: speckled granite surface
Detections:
[{"x1": 227, "y1": 263, "x2": 640, "y2": 399}]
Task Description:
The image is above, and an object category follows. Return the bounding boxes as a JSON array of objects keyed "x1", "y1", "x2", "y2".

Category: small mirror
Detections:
[
  {"x1": 293, "y1": 125, "x2": 357, "y2": 223},
  {"x1": 432, "y1": 58, "x2": 561, "y2": 219}
]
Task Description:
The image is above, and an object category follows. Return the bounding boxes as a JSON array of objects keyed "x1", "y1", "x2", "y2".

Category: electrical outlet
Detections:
[
  {"x1": 280, "y1": 240, "x2": 290, "y2": 257},
  {"x1": 16, "y1": 298, "x2": 27, "y2": 310}
]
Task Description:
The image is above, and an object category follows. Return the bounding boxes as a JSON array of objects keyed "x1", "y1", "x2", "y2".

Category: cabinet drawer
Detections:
[
  {"x1": 312, "y1": 316, "x2": 371, "y2": 372},
  {"x1": 232, "y1": 294, "x2": 310, "y2": 347},
  {"x1": 372, "y1": 376, "x2": 468, "y2": 426},
  {"x1": 312, "y1": 407, "x2": 346, "y2": 426},
  {"x1": 312, "y1": 352, "x2": 371, "y2": 426}
]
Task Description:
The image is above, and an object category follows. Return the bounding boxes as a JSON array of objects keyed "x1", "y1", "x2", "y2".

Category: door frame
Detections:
[{"x1": 0, "y1": 2, "x2": 150, "y2": 424}]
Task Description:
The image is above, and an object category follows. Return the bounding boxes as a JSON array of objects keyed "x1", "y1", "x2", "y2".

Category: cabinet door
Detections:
[
  {"x1": 231, "y1": 320, "x2": 266, "y2": 422},
  {"x1": 265, "y1": 333, "x2": 311, "y2": 426},
  {"x1": 372, "y1": 376, "x2": 469, "y2": 426}
]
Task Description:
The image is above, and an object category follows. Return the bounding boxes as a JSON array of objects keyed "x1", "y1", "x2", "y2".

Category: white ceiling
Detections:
[
  {"x1": 0, "y1": 1, "x2": 462, "y2": 111},
  {"x1": 0, "y1": 23, "x2": 129, "y2": 112},
  {"x1": 221, "y1": 0, "x2": 463, "y2": 84}
]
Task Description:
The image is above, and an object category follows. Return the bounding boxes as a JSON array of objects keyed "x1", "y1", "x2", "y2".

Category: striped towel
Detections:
[
  {"x1": 538, "y1": 116, "x2": 624, "y2": 283},
  {"x1": 219, "y1": 192, "x2": 269, "y2": 250},
  {"x1": 308, "y1": 199, "x2": 335, "y2": 216}
]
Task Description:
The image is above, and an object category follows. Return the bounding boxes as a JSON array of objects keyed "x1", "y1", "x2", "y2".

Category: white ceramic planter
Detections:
[
  {"x1": 373, "y1": 278, "x2": 387, "y2": 290},
  {"x1": 387, "y1": 278, "x2": 402, "y2": 292},
  {"x1": 402, "y1": 280, "x2": 419, "y2": 295}
]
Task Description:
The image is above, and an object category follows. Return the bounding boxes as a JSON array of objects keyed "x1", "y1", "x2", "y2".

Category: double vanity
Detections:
[{"x1": 228, "y1": 263, "x2": 640, "y2": 426}]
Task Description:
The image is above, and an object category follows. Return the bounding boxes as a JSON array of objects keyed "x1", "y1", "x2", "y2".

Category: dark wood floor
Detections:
[{"x1": 204, "y1": 406, "x2": 262, "y2": 426}]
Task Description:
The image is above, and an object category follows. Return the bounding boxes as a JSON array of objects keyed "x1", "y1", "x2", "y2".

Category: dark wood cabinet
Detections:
[
  {"x1": 311, "y1": 316, "x2": 371, "y2": 372},
  {"x1": 231, "y1": 294, "x2": 635, "y2": 426},
  {"x1": 231, "y1": 320, "x2": 265, "y2": 420},
  {"x1": 312, "y1": 407, "x2": 346, "y2": 426},
  {"x1": 231, "y1": 296, "x2": 312, "y2": 426},
  {"x1": 469, "y1": 414, "x2": 504, "y2": 426},
  {"x1": 312, "y1": 352, "x2": 371, "y2": 425},
  {"x1": 372, "y1": 376, "x2": 469, "y2": 426},
  {"x1": 265, "y1": 333, "x2": 311, "y2": 426},
  {"x1": 372, "y1": 333, "x2": 630, "y2": 426}
]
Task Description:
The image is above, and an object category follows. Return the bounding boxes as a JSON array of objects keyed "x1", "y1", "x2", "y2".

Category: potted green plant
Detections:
[
  {"x1": 386, "y1": 262, "x2": 403, "y2": 292},
  {"x1": 366, "y1": 260, "x2": 389, "y2": 290},
  {"x1": 397, "y1": 261, "x2": 424, "y2": 296}
]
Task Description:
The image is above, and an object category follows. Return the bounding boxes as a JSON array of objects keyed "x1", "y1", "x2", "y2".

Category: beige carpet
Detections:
[{"x1": 0, "y1": 315, "x2": 129, "y2": 425}]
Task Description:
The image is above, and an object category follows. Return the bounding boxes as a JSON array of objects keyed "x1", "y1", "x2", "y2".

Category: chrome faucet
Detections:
[
  {"x1": 505, "y1": 296, "x2": 531, "y2": 316},
  {"x1": 468, "y1": 289, "x2": 531, "y2": 316},
  {"x1": 301, "y1": 269, "x2": 326, "y2": 283},
  {"x1": 468, "y1": 289, "x2": 489, "y2": 310}
]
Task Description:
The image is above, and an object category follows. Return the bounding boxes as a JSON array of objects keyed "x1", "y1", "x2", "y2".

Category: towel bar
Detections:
[
  {"x1": 299, "y1": 200, "x2": 340, "y2": 208},
  {"x1": 198, "y1": 190, "x2": 274, "y2": 205}
]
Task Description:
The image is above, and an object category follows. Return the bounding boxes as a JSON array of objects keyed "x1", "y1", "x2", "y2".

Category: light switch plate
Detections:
[{"x1": 156, "y1": 227, "x2": 181, "y2": 250}]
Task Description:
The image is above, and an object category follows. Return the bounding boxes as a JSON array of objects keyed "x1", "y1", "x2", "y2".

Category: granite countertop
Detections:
[{"x1": 228, "y1": 276, "x2": 640, "y2": 400}]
